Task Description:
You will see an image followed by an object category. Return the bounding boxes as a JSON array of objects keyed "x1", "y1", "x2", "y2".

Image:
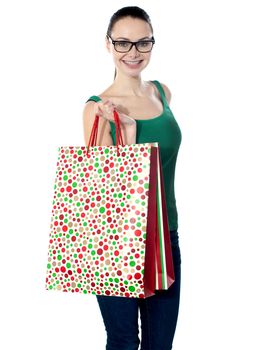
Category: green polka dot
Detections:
[
  {"x1": 129, "y1": 286, "x2": 135, "y2": 292},
  {"x1": 63, "y1": 175, "x2": 68, "y2": 181},
  {"x1": 99, "y1": 207, "x2": 105, "y2": 214},
  {"x1": 72, "y1": 182, "x2": 77, "y2": 188},
  {"x1": 133, "y1": 175, "x2": 138, "y2": 181},
  {"x1": 129, "y1": 261, "x2": 136, "y2": 267},
  {"x1": 47, "y1": 263, "x2": 51, "y2": 269},
  {"x1": 57, "y1": 255, "x2": 62, "y2": 261},
  {"x1": 66, "y1": 262, "x2": 71, "y2": 268}
]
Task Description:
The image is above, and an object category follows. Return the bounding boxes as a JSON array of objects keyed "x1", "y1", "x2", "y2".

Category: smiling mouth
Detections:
[{"x1": 122, "y1": 60, "x2": 143, "y2": 66}]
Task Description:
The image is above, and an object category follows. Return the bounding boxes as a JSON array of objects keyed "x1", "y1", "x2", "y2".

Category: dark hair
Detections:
[{"x1": 106, "y1": 6, "x2": 154, "y2": 80}]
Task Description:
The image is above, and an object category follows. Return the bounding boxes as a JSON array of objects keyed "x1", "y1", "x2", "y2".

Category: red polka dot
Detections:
[
  {"x1": 137, "y1": 187, "x2": 144, "y2": 194},
  {"x1": 135, "y1": 230, "x2": 141, "y2": 237},
  {"x1": 97, "y1": 248, "x2": 103, "y2": 255},
  {"x1": 62, "y1": 225, "x2": 68, "y2": 232}
]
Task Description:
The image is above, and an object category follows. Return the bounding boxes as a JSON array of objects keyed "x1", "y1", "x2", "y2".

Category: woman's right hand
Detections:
[{"x1": 93, "y1": 99, "x2": 137, "y2": 128}]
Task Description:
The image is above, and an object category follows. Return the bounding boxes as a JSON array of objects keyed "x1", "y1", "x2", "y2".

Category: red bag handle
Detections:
[{"x1": 86, "y1": 110, "x2": 125, "y2": 157}]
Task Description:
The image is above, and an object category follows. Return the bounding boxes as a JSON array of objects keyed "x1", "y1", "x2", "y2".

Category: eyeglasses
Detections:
[{"x1": 106, "y1": 35, "x2": 155, "y2": 53}]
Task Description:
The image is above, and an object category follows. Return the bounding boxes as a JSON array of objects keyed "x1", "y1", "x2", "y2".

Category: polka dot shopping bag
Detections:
[{"x1": 45, "y1": 110, "x2": 175, "y2": 298}]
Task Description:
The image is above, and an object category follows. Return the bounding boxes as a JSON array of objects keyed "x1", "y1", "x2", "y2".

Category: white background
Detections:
[{"x1": 1, "y1": 0, "x2": 256, "y2": 349}]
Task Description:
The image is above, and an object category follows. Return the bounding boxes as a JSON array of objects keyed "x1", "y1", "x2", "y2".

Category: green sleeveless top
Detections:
[{"x1": 86, "y1": 80, "x2": 182, "y2": 231}]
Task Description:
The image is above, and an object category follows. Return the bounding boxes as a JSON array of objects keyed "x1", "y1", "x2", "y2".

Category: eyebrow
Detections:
[{"x1": 115, "y1": 36, "x2": 151, "y2": 41}]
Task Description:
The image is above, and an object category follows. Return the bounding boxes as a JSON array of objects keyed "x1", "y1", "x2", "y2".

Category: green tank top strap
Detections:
[
  {"x1": 151, "y1": 80, "x2": 169, "y2": 106},
  {"x1": 85, "y1": 95, "x2": 102, "y2": 103}
]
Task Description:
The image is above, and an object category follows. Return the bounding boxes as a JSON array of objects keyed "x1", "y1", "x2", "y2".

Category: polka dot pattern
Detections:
[{"x1": 45, "y1": 144, "x2": 154, "y2": 298}]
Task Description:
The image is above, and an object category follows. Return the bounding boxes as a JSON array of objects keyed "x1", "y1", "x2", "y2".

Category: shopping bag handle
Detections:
[{"x1": 86, "y1": 110, "x2": 125, "y2": 157}]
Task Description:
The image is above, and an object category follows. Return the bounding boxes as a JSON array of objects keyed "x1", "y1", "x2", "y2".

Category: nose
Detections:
[{"x1": 128, "y1": 43, "x2": 140, "y2": 57}]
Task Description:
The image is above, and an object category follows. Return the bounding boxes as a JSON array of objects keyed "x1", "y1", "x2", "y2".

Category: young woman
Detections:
[{"x1": 83, "y1": 6, "x2": 182, "y2": 350}]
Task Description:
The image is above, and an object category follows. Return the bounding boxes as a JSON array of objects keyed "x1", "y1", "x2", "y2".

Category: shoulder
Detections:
[{"x1": 159, "y1": 82, "x2": 172, "y2": 105}]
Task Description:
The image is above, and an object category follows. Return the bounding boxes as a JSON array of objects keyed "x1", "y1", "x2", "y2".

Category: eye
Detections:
[
  {"x1": 116, "y1": 41, "x2": 130, "y2": 48},
  {"x1": 138, "y1": 41, "x2": 151, "y2": 48}
]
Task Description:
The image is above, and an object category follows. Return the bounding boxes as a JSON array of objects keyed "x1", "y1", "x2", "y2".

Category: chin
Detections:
[{"x1": 118, "y1": 61, "x2": 149, "y2": 76}]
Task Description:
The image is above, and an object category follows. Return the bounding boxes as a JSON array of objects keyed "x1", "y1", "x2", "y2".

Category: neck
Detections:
[{"x1": 113, "y1": 72, "x2": 148, "y2": 97}]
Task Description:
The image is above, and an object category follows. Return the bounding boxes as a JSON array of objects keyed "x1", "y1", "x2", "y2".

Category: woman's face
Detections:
[{"x1": 106, "y1": 17, "x2": 154, "y2": 78}]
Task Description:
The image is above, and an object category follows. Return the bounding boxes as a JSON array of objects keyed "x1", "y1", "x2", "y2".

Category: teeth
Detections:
[{"x1": 124, "y1": 60, "x2": 141, "y2": 65}]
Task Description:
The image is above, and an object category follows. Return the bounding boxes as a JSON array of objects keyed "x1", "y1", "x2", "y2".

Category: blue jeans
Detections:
[{"x1": 96, "y1": 230, "x2": 181, "y2": 350}]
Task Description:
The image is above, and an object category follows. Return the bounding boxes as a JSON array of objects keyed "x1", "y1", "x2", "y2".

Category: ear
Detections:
[{"x1": 105, "y1": 36, "x2": 111, "y2": 53}]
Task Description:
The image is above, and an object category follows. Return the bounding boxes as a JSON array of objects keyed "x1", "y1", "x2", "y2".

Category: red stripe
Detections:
[{"x1": 144, "y1": 146, "x2": 158, "y2": 297}]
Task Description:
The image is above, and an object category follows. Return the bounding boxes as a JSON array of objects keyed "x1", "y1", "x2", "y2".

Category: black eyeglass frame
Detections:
[{"x1": 106, "y1": 35, "x2": 155, "y2": 53}]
